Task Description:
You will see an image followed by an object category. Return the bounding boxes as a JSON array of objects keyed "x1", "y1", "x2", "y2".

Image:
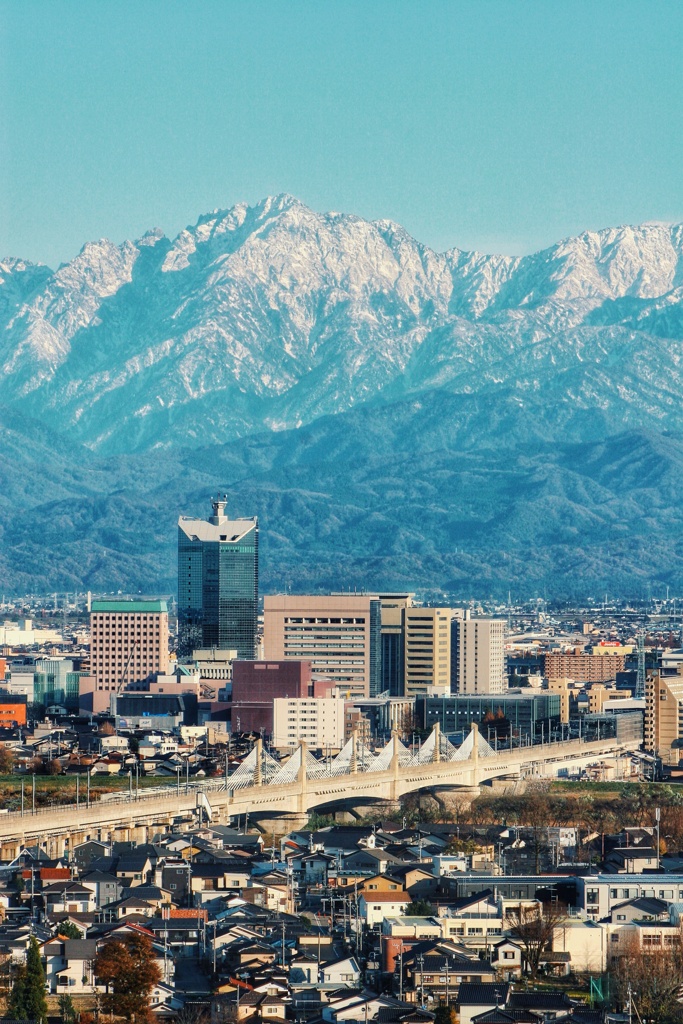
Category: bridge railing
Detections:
[{"x1": 0, "y1": 727, "x2": 627, "y2": 824}]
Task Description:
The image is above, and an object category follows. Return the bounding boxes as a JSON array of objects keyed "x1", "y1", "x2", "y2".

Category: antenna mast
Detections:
[{"x1": 636, "y1": 630, "x2": 646, "y2": 699}]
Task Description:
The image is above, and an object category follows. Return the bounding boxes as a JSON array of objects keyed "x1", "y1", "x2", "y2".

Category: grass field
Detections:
[{"x1": 0, "y1": 772, "x2": 177, "y2": 811}]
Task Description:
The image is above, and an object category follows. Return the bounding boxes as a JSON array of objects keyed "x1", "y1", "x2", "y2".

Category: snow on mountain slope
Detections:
[{"x1": 1, "y1": 196, "x2": 683, "y2": 453}]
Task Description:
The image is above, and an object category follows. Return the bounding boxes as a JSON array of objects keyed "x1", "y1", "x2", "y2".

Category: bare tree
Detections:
[
  {"x1": 506, "y1": 900, "x2": 567, "y2": 980},
  {"x1": 612, "y1": 933, "x2": 683, "y2": 1023}
]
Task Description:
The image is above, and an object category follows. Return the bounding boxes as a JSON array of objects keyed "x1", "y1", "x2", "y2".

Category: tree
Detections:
[
  {"x1": 8, "y1": 935, "x2": 48, "y2": 1023},
  {"x1": 59, "y1": 992, "x2": 78, "y2": 1023},
  {"x1": 94, "y1": 931, "x2": 162, "y2": 1023},
  {"x1": 405, "y1": 899, "x2": 435, "y2": 916},
  {"x1": 505, "y1": 901, "x2": 567, "y2": 980},
  {"x1": 46, "y1": 758, "x2": 62, "y2": 775},
  {"x1": 0, "y1": 744, "x2": 15, "y2": 773},
  {"x1": 612, "y1": 934, "x2": 683, "y2": 1023},
  {"x1": 57, "y1": 921, "x2": 83, "y2": 940}
]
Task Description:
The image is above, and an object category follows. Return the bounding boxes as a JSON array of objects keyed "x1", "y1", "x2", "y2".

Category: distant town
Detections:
[{"x1": 1, "y1": 496, "x2": 682, "y2": 1023}]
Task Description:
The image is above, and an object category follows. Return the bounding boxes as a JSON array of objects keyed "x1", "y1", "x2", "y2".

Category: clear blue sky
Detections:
[{"x1": 2, "y1": 0, "x2": 682, "y2": 267}]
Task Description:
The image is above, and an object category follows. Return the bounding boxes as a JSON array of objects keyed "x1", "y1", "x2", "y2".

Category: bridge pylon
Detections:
[{"x1": 433, "y1": 722, "x2": 441, "y2": 762}]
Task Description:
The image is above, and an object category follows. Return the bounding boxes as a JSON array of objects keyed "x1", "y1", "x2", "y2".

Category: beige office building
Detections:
[
  {"x1": 453, "y1": 617, "x2": 506, "y2": 694},
  {"x1": 272, "y1": 696, "x2": 345, "y2": 751},
  {"x1": 263, "y1": 594, "x2": 381, "y2": 699},
  {"x1": 547, "y1": 678, "x2": 572, "y2": 723},
  {"x1": 90, "y1": 599, "x2": 169, "y2": 693},
  {"x1": 645, "y1": 670, "x2": 683, "y2": 764},
  {"x1": 404, "y1": 607, "x2": 452, "y2": 696}
]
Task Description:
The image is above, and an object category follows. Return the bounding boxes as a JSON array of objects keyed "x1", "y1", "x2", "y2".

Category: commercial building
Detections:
[
  {"x1": 416, "y1": 692, "x2": 562, "y2": 744},
  {"x1": 263, "y1": 594, "x2": 381, "y2": 700},
  {"x1": 89, "y1": 600, "x2": 169, "y2": 709},
  {"x1": 231, "y1": 660, "x2": 312, "y2": 736},
  {"x1": 452, "y1": 618, "x2": 506, "y2": 695},
  {"x1": 379, "y1": 594, "x2": 413, "y2": 697},
  {"x1": 115, "y1": 692, "x2": 194, "y2": 730},
  {"x1": 177, "y1": 496, "x2": 258, "y2": 658},
  {"x1": 544, "y1": 651, "x2": 625, "y2": 683},
  {"x1": 31, "y1": 658, "x2": 84, "y2": 711},
  {"x1": 645, "y1": 669, "x2": 683, "y2": 764},
  {"x1": 346, "y1": 696, "x2": 416, "y2": 740},
  {"x1": 272, "y1": 696, "x2": 345, "y2": 751},
  {"x1": 404, "y1": 607, "x2": 451, "y2": 697},
  {"x1": 588, "y1": 683, "x2": 633, "y2": 714},
  {"x1": 547, "y1": 678, "x2": 573, "y2": 723},
  {"x1": 0, "y1": 694, "x2": 27, "y2": 727}
]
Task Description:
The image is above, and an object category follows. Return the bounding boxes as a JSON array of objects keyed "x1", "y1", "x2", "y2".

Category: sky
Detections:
[{"x1": 2, "y1": 0, "x2": 682, "y2": 268}]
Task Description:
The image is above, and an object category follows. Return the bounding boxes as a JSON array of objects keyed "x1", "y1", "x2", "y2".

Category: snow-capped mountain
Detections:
[
  {"x1": 2, "y1": 195, "x2": 683, "y2": 454},
  {"x1": 3, "y1": 196, "x2": 683, "y2": 597}
]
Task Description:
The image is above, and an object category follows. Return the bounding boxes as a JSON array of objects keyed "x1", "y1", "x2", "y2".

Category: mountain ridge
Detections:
[{"x1": 2, "y1": 196, "x2": 683, "y2": 595}]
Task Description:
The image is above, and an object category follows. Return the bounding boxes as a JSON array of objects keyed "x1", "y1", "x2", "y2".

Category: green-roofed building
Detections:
[{"x1": 89, "y1": 598, "x2": 169, "y2": 708}]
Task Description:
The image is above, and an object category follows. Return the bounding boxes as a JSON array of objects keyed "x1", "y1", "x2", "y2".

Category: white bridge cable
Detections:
[
  {"x1": 368, "y1": 735, "x2": 412, "y2": 772},
  {"x1": 270, "y1": 747, "x2": 330, "y2": 786},
  {"x1": 450, "y1": 729, "x2": 497, "y2": 760},
  {"x1": 228, "y1": 747, "x2": 258, "y2": 789},
  {"x1": 228, "y1": 746, "x2": 281, "y2": 789}
]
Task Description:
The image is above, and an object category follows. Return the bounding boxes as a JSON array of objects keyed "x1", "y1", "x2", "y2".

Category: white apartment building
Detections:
[
  {"x1": 273, "y1": 696, "x2": 345, "y2": 751},
  {"x1": 453, "y1": 617, "x2": 506, "y2": 694}
]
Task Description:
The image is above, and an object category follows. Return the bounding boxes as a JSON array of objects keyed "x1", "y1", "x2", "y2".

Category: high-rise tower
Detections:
[{"x1": 177, "y1": 496, "x2": 258, "y2": 658}]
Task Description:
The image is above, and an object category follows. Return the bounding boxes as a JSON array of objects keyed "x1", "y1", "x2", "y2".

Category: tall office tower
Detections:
[
  {"x1": 177, "y1": 496, "x2": 259, "y2": 658},
  {"x1": 90, "y1": 600, "x2": 169, "y2": 696},
  {"x1": 404, "y1": 607, "x2": 452, "y2": 697},
  {"x1": 452, "y1": 617, "x2": 506, "y2": 694},
  {"x1": 379, "y1": 593, "x2": 414, "y2": 696},
  {"x1": 263, "y1": 594, "x2": 381, "y2": 700}
]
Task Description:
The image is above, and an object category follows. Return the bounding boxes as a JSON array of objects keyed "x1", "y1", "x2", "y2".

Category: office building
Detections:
[
  {"x1": 272, "y1": 696, "x2": 345, "y2": 751},
  {"x1": 547, "y1": 678, "x2": 573, "y2": 724},
  {"x1": 544, "y1": 651, "x2": 625, "y2": 683},
  {"x1": 379, "y1": 593, "x2": 413, "y2": 696},
  {"x1": 263, "y1": 594, "x2": 381, "y2": 699},
  {"x1": 177, "y1": 496, "x2": 258, "y2": 658},
  {"x1": 34, "y1": 658, "x2": 84, "y2": 711},
  {"x1": 0, "y1": 694, "x2": 27, "y2": 728},
  {"x1": 645, "y1": 669, "x2": 683, "y2": 764},
  {"x1": 404, "y1": 607, "x2": 451, "y2": 697},
  {"x1": 88, "y1": 600, "x2": 169, "y2": 711},
  {"x1": 231, "y1": 660, "x2": 312, "y2": 735},
  {"x1": 416, "y1": 692, "x2": 561, "y2": 743},
  {"x1": 452, "y1": 617, "x2": 506, "y2": 694}
]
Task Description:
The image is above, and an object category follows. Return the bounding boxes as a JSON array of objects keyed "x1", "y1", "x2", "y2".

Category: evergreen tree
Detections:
[
  {"x1": 24, "y1": 936, "x2": 48, "y2": 1023},
  {"x1": 59, "y1": 992, "x2": 78, "y2": 1023},
  {"x1": 7, "y1": 963, "x2": 28, "y2": 1019},
  {"x1": 8, "y1": 937, "x2": 47, "y2": 1024}
]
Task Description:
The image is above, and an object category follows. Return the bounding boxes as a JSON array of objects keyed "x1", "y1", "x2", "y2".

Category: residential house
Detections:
[{"x1": 359, "y1": 891, "x2": 411, "y2": 927}]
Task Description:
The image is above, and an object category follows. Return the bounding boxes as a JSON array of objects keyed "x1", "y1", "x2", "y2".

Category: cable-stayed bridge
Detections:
[{"x1": 0, "y1": 723, "x2": 635, "y2": 858}]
